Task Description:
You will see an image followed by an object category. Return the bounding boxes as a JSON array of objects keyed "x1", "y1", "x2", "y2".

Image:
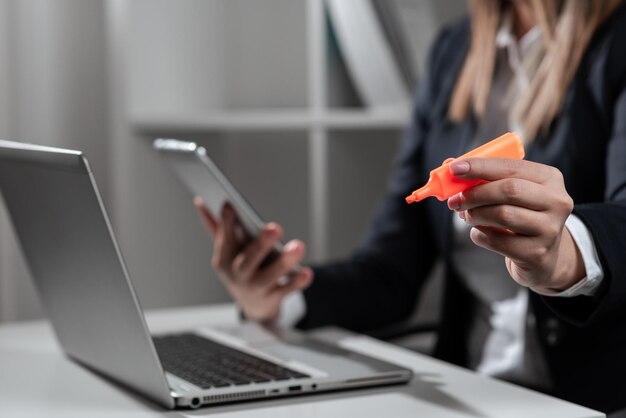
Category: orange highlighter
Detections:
[{"x1": 405, "y1": 132, "x2": 525, "y2": 204}]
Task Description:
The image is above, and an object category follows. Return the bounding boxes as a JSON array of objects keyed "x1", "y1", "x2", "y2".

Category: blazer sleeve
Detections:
[
  {"x1": 541, "y1": 81, "x2": 626, "y2": 326},
  {"x1": 296, "y1": 28, "x2": 456, "y2": 333}
]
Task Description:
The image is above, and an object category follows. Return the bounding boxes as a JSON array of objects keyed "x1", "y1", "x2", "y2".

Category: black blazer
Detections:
[{"x1": 298, "y1": 6, "x2": 626, "y2": 414}]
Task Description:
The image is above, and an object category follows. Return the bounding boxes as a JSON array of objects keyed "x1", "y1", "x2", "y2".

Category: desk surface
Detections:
[{"x1": 0, "y1": 304, "x2": 603, "y2": 418}]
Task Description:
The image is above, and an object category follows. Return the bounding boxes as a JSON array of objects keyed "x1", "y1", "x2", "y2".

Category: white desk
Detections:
[{"x1": 0, "y1": 304, "x2": 604, "y2": 417}]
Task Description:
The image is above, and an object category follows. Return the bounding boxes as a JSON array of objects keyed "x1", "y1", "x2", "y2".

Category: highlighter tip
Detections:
[{"x1": 406, "y1": 186, "x2": 430, "y2": 204}]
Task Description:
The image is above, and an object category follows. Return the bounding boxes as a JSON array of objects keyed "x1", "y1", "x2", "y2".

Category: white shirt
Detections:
[{"x1": 277, "y1": 13, "x2": 604, "y2": 389}]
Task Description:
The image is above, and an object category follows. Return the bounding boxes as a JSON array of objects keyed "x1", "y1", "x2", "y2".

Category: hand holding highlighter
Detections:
[{"x1": 405, "y1": 132, "x2": 525, "y2": 204}]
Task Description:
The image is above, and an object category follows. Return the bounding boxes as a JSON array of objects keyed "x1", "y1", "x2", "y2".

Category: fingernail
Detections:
[
  {"x1": 459, "y1": 210, "x2": 466, "y2": 220},
  {"x1": 450, "y1": 160, "x2": 470, "y2": 175},
  {"x1": 300, "y1": 268, "x2": 313, "y2": 284},
  {"x1": 284, "y1": 241, "x2": 300, "y2": 253},
  {"x1": 264, "y1": 223, "x2": 279, "y2": 236},
  {"x1": 448, "y1": 194, "x2": 461, "y2": 210}
]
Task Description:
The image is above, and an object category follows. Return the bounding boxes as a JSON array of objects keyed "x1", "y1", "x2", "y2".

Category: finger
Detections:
[
  {"x1": 214, "y1": 204, "x2": 240, "y2": 272},
  {"x1": 231, "y1": 223, "x2": 283, "y2": 280},
  {"x1": 469, "y1": 225, "x2": 547, "y2": 266},
  {"x1": 255, "y1": 240, "x2": 307, "y2": 290},
  {"x1": 442, "y1": 157, "x2": 455, "y2": 165},
  {"x1": 272, "y1": 267, "x2": 313, "y2": 299},
  {"x1": 448, "y1": 179, "x2": 551, "y2": 212},
  {"x1": 193, "y1": 197, "x2": 218, "y2": 235},
  {"x1": 462, "y1": 204, "x2": 549, "y2": 236},
  {"x1": 449, "y1": 158, "x2": 559, "y2": 184}
]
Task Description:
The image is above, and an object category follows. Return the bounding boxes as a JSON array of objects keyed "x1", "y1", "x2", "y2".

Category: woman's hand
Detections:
[
  {"x1": 446, "y1": 158, "x2": 585, "y2": 293},
  {"x1": 193, "y1": 198, "x2": 313, "y2": 322}
]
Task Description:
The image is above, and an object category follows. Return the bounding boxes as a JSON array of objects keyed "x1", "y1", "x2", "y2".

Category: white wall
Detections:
[{"x1": 0, "y1": 0, "x2": 109, "y2": 321}]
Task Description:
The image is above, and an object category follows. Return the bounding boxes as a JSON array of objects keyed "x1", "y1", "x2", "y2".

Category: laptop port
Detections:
[{"x1": 288, "y1": 385, "x2": 302, "y2": 392}]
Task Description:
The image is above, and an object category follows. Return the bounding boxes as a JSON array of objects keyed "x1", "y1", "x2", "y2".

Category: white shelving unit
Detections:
[
  {"x1": 105, "y1": 0, "x2": 468, "y2": 311},
  {"x1": 119, "y1": 0, "x2": 411, "y2": 262}
]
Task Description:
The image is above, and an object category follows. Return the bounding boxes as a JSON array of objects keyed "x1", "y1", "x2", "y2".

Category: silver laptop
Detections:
[{"x1": 0, "y1": 139, "x2": 412, "y2": 409}]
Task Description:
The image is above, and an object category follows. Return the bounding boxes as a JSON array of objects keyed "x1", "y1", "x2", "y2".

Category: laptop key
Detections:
[{"x1": 248, "y1": 374, "x2": 272, "y2": 383}]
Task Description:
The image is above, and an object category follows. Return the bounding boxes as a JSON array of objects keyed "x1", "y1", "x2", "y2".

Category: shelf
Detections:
[
  {"x1": 131, "y1": 108, "x2": 410, "y2": 133},
  {"x1": 131, "y1": 109, "x2": 312, "y2": 133},
  {"x1": 324, "y1": 108, "x2": 410, "y2": 130}
]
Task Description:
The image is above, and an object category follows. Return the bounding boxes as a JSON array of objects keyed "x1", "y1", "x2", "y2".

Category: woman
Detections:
[{"x1": 195, "y1": 0, "x2": 626, "y2": 414}]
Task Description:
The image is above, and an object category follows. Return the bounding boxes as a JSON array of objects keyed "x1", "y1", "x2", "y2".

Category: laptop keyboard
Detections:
[{"x1": 153, "y1": 333, "x2": 311, "y2": 389}]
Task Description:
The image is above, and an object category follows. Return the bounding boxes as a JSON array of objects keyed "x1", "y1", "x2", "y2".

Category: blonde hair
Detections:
[{"x1": 448, "y1": 0, "x2": 622, "y2": 140}]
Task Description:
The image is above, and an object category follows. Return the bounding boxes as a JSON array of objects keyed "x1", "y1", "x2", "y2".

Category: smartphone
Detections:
[{"x1": 153, "y1": 138, "x2": 288, "y2": 270}]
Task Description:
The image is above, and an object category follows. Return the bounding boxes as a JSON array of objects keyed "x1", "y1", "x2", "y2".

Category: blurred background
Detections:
[{"x1": 0, "y1": 0, "x2": 465, "y2": 335}]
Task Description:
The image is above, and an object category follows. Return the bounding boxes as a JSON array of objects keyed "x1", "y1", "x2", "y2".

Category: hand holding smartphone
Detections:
[{"x1": 153, "y1": 138, "x2": 295, "y2": 272}]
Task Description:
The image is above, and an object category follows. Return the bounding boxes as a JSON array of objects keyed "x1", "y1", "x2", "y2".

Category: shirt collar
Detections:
[
  {"x1": 495, "y1": 11, "x2": 542, "y2": 56},
  {"x1": 495, "y1": 10, "x2": 543, "y2": 92}
]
